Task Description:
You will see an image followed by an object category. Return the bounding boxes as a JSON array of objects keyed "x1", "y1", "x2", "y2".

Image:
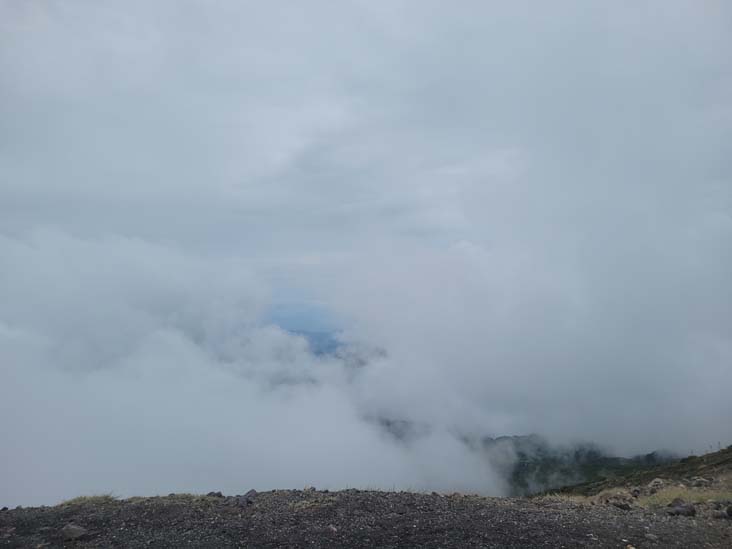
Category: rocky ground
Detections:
[{"x1": 1, "y1": 486, "x2": 730, "y2": 548}]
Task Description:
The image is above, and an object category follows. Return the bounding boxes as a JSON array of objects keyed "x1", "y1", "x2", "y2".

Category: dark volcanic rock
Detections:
[
  {"x1": 667, "y1": 503, "x2": 696, "y2": 517},
  {"x1": 224, "y1": 495, "x2": 251, "y2": 508}
]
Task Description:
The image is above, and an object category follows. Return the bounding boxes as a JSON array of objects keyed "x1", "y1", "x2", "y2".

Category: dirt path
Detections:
[{"x1": 2, "y1": 489, "x2": 730, "y2": 548}]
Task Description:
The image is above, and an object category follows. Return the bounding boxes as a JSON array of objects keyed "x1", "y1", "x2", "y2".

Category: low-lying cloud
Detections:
[
  {"x1": 1, "y1": 1, "x2": 731, "y2": 506},
  {"x1": 0, "y1": 231, "x2": 508, "y2": 504}
]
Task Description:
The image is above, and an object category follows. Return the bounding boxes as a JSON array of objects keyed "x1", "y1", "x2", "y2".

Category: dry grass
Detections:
[
  {"x1": 60, "y1": 492, "x2": 225, "y2": 506},
  {"x1": 59, "y1": 494, "x2": 118, "y2": 506},
  {"x1": 289, "y1": 496, "x2": 338, "y2": 511},
  {"x1": 638, "y1": 486, "x2": 732, "y2": 508},
  {"x1": 536, "y1": 481, "x2": 732, "y2": 512},
  {"x1": 533, "y1": 493, "x2": 592, "y2": 506}
]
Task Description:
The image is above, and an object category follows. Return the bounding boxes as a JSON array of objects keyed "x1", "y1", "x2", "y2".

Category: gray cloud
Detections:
[{"x1": 1, "y1": 1, "x2": 731, "y2": 505}]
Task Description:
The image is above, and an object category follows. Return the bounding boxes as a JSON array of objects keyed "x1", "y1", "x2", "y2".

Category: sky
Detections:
[{"x1": 1, "y1": 1, "x2": 731, "y2": 506}]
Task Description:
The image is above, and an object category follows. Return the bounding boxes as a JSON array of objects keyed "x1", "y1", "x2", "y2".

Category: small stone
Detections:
[
  {"x1": 644, "y1": 533, "x2": 659, "y2": 541},
  {"x1": 0, "y1": 507, "x2": 7, "y2": 512},
  {"x1": 328, "y1": 524, "x2": 338, "y2": 533},
  {"x1": 60, "y1": 523, "x2": 88, "y2": 540},
  {"x1": 206, "y1": 491, "x2": 223, "y2": 498},
  {"x1": 712, "y1": 510, "x2": 729, "y2": 519},
  {"x1": 727, "y1": 505, "x2": 732, "y2": 517},
  {"x1": 244, "y1": 489, "x2": 258, "y2": 499}
]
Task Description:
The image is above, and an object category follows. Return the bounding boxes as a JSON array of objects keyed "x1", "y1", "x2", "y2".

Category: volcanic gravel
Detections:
[{"x1": 1, "y1": 489, "x2": 730, "y2": 548}]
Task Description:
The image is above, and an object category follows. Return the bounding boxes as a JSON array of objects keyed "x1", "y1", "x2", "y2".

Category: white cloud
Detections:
[{"x1": 1, "y1": 0, "x2": 731, "y2": 505}]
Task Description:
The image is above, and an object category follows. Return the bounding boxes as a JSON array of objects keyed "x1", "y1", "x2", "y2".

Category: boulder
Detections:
[
  {"x1": 225, "y1": 494, "x2": 254, "y2": 508},
  {"x1": 666, "y1": 503, "x2": 696, "y2": 517},
  {"x1": 691, "y1": 477, "x2": 711, "y2": 488},
  {"x1": 60, "y1": 523, "x2": 87, "y2": 540},
  {"x1": 647, "y1": 478, "x2": 665, "y2": 494},
  {"x1": 611, "y1": 499, "x2": 632, "y2": 511},
  {"x1": 598, "y1": 491, "x2": 634, "y2": 511}
]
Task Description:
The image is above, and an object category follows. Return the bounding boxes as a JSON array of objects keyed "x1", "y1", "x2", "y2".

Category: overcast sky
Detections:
[{"x1": 1, "y1": 1, "x2": 731, "y2": 506}]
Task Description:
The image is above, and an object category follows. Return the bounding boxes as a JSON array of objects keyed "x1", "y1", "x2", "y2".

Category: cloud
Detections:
[
  {"x1": 0, "y1": 230, "x2": 508, "y2": 504},
  {"x1": 1, "y1": 1, "x2": 731, "y2": 505}
]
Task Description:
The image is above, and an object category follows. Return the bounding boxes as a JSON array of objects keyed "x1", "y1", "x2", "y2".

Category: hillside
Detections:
[
  {"x1": 555, "y1": 445, "x2": 732, "y2": 496},
  {"x1": 478, "y1": 435, "x2": 678, "y2": 495},
  {"x1": 1, "y1": 487, "x2": 731, "y2": 548}
]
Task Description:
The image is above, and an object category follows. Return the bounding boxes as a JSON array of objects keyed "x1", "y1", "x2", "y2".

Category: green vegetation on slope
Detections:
[{"x1": 553, "y1": 445, "x2": 732, "y2": 496}]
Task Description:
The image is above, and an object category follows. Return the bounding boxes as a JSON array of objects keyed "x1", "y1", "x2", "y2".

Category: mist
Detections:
[{"x1": 1, "y1": 1, "x2": 731, "y2": 506}]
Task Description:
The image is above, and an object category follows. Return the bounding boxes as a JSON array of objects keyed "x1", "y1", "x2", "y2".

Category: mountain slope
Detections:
[{"x1": 555, "y1": 445, "x2": 732, "y2": 496}]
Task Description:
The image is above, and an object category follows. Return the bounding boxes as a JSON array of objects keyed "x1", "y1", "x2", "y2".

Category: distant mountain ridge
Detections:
[
  {"x1": 372, "y1": 416, "x2": 680, "y2": 496},
  {"x1": 478, "y1": 434, "x2": 678, "y2": 495}
]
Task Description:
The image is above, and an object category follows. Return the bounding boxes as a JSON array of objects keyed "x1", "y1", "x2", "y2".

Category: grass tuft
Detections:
[
  {"x1": 533, "y1": 493, "x2": 591, "y2": 505},
  {"x1": 59, "y1": 494, "x2": 118, "y2": 506}
]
